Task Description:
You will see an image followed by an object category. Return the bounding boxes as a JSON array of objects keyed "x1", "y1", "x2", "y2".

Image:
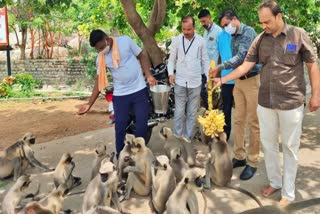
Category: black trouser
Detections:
[
  {"x1": 221, "y1": 84, "x2": 234, "y2": 141},
  {"x1": 200, "y1": 74, "x2": 208, "y2": 109}
]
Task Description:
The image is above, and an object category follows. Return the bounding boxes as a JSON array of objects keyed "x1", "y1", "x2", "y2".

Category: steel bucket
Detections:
[{"x1": 150, "y1": 85, "x2": 171, "y2": 114}]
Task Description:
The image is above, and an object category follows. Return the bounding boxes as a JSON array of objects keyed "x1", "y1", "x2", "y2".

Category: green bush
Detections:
[{"x1": 14, "y1": 73, "x2": 36, "y2": 96}]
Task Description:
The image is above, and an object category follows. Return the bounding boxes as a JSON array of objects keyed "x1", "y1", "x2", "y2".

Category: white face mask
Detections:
[
  {"x1": 101, "y1": 45, "x2": 110, "y2": 54},
  {"x1": 225, "y1": 23, "x2": 236, "y2": 35}
]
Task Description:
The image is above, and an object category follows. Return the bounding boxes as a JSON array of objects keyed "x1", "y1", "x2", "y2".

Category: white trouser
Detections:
[{"x1": 257, "y1": 104, "x2": 304, "y2": 201}]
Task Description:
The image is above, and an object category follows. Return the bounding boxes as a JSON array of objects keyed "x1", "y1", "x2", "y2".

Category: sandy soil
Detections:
[{"x1": 0, "y1": 97, "x2": 112, "y2": 150}]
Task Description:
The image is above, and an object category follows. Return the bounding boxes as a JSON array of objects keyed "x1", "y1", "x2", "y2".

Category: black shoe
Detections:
[
  {"x1": 240, "y1": 165, "x2": 257, "y2": 180},
  {"x1": 232, "y1": 158, "x2": 247, "y2": 168}
]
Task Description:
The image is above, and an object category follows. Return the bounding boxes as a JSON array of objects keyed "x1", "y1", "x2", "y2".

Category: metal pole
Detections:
[{"x1": 6, "y1": 45, "x2": 11, "y2": 76}]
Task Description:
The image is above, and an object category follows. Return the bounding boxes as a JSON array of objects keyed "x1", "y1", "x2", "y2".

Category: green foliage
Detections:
[
  {"x1": 14, "y1": 73, "x2": 36, "y2": 96},
  {"x1": 81, "y1": 48, "x2": 98, "y2": 79}
]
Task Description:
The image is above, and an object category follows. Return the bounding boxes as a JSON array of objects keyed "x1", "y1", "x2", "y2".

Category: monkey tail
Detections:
[
  {"x1": 227, "y1": 184, "x2": 262, "y2": 207},
  {"x1": 66, "y1": 190, "x2": 86, "y2": 196},
  {"x1": 286, "y1": 197, "x2": 320, "y2": 212},
  {"x1": 200, "y1": 191, "x2": 207, "y2": 214}
]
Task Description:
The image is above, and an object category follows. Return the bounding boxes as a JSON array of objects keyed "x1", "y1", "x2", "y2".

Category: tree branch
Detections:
[{"x1": 147, "y1": 0, "x2": 166, "y2": 37}]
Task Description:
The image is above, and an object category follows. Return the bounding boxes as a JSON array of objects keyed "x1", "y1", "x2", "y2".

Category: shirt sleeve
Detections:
[
  {"x1": 217, "y1": 27, "x2": 257, "y2": 71},
  {"x1": 126, "y1": 35, "x2": 142, "y2": 56},
  {"x1": 245, "y1": 34, "x2": 262, "y2": 63},
  {"x1": 167, "y1": 36, "x2": 178, "y2": 76},
  {"x1": 300, "y1": 29, "x2": 317, "y2": 63},
  {"x1": 201, "y1": 39, "x2": 210, "y2": 78}
]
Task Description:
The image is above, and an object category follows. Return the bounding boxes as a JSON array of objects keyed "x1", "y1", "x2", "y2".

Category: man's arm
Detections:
[
  {"x1": 77, "y1": 76, "x2": 100, "y2": 115},
  {"x1": 216, "y1": 29, "x2": 256, "y2": 72},
  {"x1": 212, "y1": 61, "x2": 256, "y2": 89},
  {"x1": 201, "y1": 39, "x2": 210, "y2": 79},
  {"x1": 167, "y1": 37, "x2": 178, "y2": 86},
  {"x1": 306, "y1": 62, "x2": 320, "y2": 112},
  {"x1": 137, "y1": 51, "x2": 156, "y2": 86}
]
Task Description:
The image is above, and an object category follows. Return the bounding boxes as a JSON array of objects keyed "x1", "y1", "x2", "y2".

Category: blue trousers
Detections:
[
  {"x1": 221, "y1": 84, "x2": 234, "y2": 141},
  {"x1": 113, "y1": 88, "x2": 149, "y2": 156}
]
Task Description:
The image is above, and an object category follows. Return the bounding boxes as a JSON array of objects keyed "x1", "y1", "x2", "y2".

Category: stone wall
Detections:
[{"x1": 0, "y1": 60, "x2": 87, "y2": 85}]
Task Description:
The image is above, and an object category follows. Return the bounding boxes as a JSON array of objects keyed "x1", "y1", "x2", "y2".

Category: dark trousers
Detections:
[
  {"x1": 113, "y1": 87, "x2": 149, "y2": 156},
  {"x1": 221, "y1": 84, "x2": 234, "y2": 141},
  {"x1": 200, "y1": 74, "x2": 208, "y2": 109}
]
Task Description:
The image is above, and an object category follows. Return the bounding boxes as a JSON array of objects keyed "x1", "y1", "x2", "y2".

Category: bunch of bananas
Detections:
[
  {"x1": 197, "y1": 60, "x2": 225, "y2": 138},
  {"x1": 198, "y1": 109, "x2": 225, "y2": 138}
]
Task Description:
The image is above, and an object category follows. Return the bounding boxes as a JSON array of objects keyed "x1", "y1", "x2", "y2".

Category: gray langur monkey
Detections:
[
  {"x1": 159, "y1": 127, "x2": 197, "y2": 167},
  {"x1": 91, "y1": 144, "x2": 108, "y2": 180},
  {"x1": 2, "y1": 175, "x2": 40, "y2": 214},
  {"x1": 0, "y1": 132, "x2": 53, "y2": 181},
  {"x1": 86, "y1": 206, "x2": 122, "y2": 214},
  {"x1": 151, "y1": 155, "x2": 176, "y2": 214},
  {"x1": 124, "y1": 137, "x2": 155, "y2": 199},
  {"x1": 165, "y1": 169, "x2": 204, "y2": 214},
  {"x1": 23, "y1": 183, "x2": 69, "y2": 214},
  {"x1": 239, "y1": 197, "x2": 320, "y2": 214},
  {"x1": 118, "y1": 134, "x2": 135, "y2": 182},
  {"x1": 204, "y1": 132, "x2": 262, "y2": 207},
  {"x1": 53, "y1": 153, "x2": 81, "y2": 191},
  {"x1": 82, "y1": 157, "x2": 121, "y2": 213}
]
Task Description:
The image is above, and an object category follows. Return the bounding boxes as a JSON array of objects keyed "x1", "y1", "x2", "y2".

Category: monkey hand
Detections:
[
  {"x1": 77, "y1": 103, "x2": 90, "y2": 115},
  {"x1": 46, "y1": 167, "x2": 55, "y2": 172}
]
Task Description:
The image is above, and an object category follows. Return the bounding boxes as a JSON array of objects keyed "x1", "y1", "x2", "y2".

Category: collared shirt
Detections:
[
  {"x1": 96, "y1": 36, "x2": 146, "y2": 96},
  {"x1": 168, "y1": 33, "x2": 210, "y2": 88},
  {"x1": 217, "y1": 23, "x2": 260, "y2": 74},
  {"x1": 203, "y1": 23, "x2": 222, "y2": 64},
  {"x1": 217, "y1": 30, "x2": 234, "y2": 84},
  {"x1": 245, "y1": 24, "x2": 317, "y2": 110}
]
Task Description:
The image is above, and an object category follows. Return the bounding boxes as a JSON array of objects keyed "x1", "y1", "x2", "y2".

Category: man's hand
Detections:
[
  {"x1": 309, "y1": 94, "x2": 320, "y2": 112},
  {"x1": 146, "y1": 74, "x2": 157, "y2": 87},
  {"x1": 209, "y1": 67, "x2": 219, "y2": 78},
  {"x1": 77, "y1": 103, "x2": 90, "y2": 115},
  {"x1": 169, "y1": 75, "x2": 175, "y2": 86},
  {"x1": 212, "y1": 78, "x2": 222, "y2": 91}
]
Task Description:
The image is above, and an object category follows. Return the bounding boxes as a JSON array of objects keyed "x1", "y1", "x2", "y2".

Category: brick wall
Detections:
[{"x1": 0, "y1": 60, "x2": 87, "y2": 85}]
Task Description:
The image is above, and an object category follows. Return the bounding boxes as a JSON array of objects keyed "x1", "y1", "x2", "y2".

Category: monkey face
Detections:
[
  {"x1": 16, "y1": 175, "x2": 31, "y2": 191},
  {"x1": 125, "y1": 134, "x2": 135, "y2": 147},
  {"x1": 99, "y1": 159, "x2": 116, "y2": 183},
  {"x1": 131, "y1": 137, "x2": 145, "y2": 154},
  {"x1": 154, "y1": 155, "x2": 169, "y2": 170},
  {"x1": 60, "y1": 153, "x2": 73, "y2": 165},
  {"x1": 184, "y1": 170, "x2": 204, "y2": 191},
  {"x1": 22, "y1": 132, "x2": 36, "y2": 145},
  {"x1": 170, "y1": 148, "x2": 182, "y2": 161},
  {"x1": 95, "y1": 144, "x2": 107, "y2": 157}
]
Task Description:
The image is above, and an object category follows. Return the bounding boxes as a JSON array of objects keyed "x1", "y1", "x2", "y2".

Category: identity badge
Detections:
[{"x1": 286, "y1": 43, "x2": 297, "y2": 52}]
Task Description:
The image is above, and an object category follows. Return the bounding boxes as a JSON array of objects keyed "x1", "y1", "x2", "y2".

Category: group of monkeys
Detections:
[{"x1": 1, "y1": 129, "x2": 320, "y2": 214}]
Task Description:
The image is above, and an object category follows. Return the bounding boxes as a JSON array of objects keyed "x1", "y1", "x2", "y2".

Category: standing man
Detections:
[
  {"x1": 168, "y1": 15, "x2": 210, "y2": 143},
  {"x1": 212, "y1": 0, "x2": 320, "y2": 205},
  {"x1": 77, "y1": 30, "x2": 156, "y2": 157},
  {"x1": 211, "y1": 9, "x2": 261, "y2": 180},
  {"x1": 217, "y1": 29, "x2": 235, "y2": 141},
  {"x1": 198, "y1": 9, "x2": 222, "y2": 109}
]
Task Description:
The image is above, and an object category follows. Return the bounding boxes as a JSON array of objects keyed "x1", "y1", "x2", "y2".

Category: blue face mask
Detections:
[{"x1": 225, "y1": 23, "x2": 236, "y2": 35}]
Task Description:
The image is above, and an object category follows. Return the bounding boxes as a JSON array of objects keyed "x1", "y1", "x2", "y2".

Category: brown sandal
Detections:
[{"x1": 262, "y1": 185, "x2": 281, "y2": 198}]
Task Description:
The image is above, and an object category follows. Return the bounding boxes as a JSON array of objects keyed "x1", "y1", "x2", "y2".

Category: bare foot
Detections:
[
  {"x1": 279, "y1": 198, "x2": 291, "y2": 206},
  {"x1": 262, "y1": 185, "x2": 280, "y2": 198}
]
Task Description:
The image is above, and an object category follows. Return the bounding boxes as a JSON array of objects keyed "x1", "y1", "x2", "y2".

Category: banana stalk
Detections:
[{"x1": 197, "y1": 60, "x2": 225, "y2": 138}]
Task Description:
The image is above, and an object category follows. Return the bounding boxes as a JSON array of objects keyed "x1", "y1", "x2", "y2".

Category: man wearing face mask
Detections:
[
  {"x1": 210, "y1": 9, "x2": 261, "y2": 181},
  {"x1": 198, "y1": 9, "x2": 223, "y2": 110},
  {"x1": 77, "y1": 30, "x2": 156, "y2": 157}
]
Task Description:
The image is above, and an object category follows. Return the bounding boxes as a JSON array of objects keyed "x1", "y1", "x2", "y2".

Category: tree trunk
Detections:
[
  {"x1": 120, "y1": 0, "x2": 166, "y2": 68},
  {"x1": 19, "y1": 26, "x2": 27, "y2": 60},
  {"x1": 38, "y1": 28, "x2": 41, "y2": 58},
  {"x1": 30, "y1": 27, "x2": 34, "y2": 59}
]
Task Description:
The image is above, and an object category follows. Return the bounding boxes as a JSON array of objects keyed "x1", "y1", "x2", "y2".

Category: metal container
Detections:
[{"x1": 150, "y1": 85, "x2": 171, "y2": 114}]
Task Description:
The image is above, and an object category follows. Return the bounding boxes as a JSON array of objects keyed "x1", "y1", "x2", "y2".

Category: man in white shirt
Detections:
[{"x1": 168, "y1": 15, "x2": 210, "y2": 142}]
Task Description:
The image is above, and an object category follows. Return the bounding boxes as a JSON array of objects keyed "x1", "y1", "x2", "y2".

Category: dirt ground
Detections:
[{"x1": 0, "y1": 97, "x2": 111, "y2": 150}]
